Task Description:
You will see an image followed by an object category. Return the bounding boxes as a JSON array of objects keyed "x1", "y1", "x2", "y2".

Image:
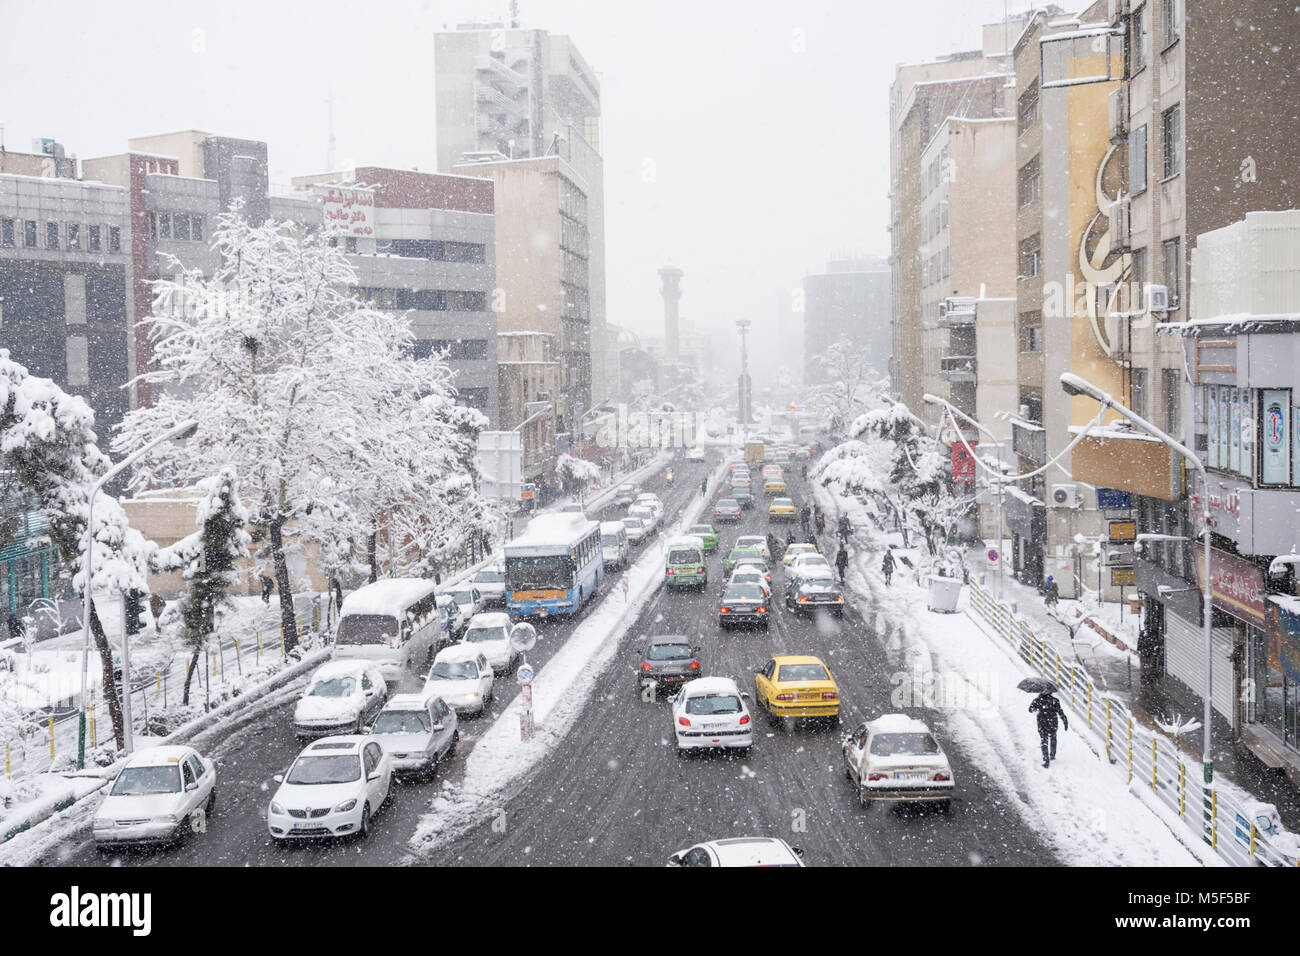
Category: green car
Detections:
[
  {"x1": 686, "y1": 524, "x2": 719, "y2": 553},
  {"x1": 725, "y1": 547, "x2": 762, "y2": 575}
]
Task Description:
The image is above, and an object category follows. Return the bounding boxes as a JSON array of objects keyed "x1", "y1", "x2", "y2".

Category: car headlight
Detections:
[
  {"x1": 155, "y1": 814, "x2": 178, "y2": 823},
  {"x1": 93, "y1": 818, "x2": 112, "y2": 830},
  {"x1": 334, "y1": 799, "x2": 358, "y2": 813},
  {"x1": 270, "y1": 801, "x2": 285, "y2": 815}
]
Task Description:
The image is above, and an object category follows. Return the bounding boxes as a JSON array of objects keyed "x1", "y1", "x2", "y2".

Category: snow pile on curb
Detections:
[{"x1": 409, "y1": 456, "x2": 727, "y2": 854}]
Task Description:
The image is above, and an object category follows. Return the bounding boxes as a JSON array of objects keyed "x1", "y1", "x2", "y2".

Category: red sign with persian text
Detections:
[
  {"x1": 1193, "y1": 541, "x2": 1265, "y2": 626},
  {"x1": 952, "y1": 445, "x2": 975, "y2": 484}
]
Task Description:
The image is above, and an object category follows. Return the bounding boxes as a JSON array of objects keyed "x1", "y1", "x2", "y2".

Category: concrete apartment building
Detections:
[
  {"x1": 434, "y1": 23, "x2": 612, "y2": 406},
  {"x1": 802, "y1": 259, "x2": 891, "y2": 382},
  {"x1": 453, "y1": 154, "x2": 592, "y2": 439},
  {"x1": 888, "y1": 16, "x2": 1030, "y2": 415},
  {"x1": 290, "y1": 166, "x2": 500, "y2": 425},
  {"x1": 497, "y1": 330, "x2": 560, "y2": 483}
]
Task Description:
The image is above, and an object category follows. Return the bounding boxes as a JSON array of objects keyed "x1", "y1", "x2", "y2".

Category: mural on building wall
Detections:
[{"x1": 1077, "y1": 143, "x2": 1132, "y2": 358}]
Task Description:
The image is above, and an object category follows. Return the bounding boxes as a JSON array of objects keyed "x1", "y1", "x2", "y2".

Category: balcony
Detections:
[
  {"x1": 937, "y1": 300, "x2": 976, "y2": 328},
  {"x1": 475, "y1": 83, "x2": 528, "y2": 121},
  {"x1": 475, "y1": 55, "x2": 529, "y2": 91},
  {"x1": 939, "y1": 355, "x2": 976, "y2": 383}
]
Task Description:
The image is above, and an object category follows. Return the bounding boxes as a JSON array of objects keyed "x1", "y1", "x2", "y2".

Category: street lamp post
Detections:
[
  {"x1": 1059, "y1": 372, "x2": 1214, "y2": 790},
  {"x1": 923, "y1": 394, "x2": 1006, "y2": 600},
  {"x1": 79, "y1": 419, "x2": 198, "y2": 769}
]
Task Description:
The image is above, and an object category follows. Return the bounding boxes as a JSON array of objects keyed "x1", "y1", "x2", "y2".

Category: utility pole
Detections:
[{"x1": 736, "y1": 319, "x2": 752, "y2": 426}]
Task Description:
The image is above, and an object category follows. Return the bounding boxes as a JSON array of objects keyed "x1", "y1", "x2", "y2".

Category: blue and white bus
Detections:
[{"x1": 504, "y1": 513, "x2": 605, "y2": 619}]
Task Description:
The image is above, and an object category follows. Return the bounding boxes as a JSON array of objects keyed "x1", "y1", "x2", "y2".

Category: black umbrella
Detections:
[{"x1": 1017, "y1": 677, "x2": 1059, "y2": 694}]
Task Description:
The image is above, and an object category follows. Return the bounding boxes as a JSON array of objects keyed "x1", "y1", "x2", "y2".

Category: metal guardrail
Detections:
[{"x1": 967, "y1": 580, "x2": 1297, "y2": 867}]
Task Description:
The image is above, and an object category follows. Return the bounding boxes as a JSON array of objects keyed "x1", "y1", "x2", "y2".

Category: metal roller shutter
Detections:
[{"x1": 1165, "y1": 611, "x2": 1236, "y2": 721}]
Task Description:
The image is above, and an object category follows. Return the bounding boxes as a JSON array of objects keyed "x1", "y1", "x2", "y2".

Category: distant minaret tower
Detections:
[{"x1": 658, "y1": 266, "x2": 683, "y2": 364}]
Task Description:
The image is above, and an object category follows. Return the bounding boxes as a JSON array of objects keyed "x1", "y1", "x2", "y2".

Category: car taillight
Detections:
[
  {"x1": 641, "y1": 662, "x2": 652, "y2": 671},
  {"x1": 739, "y1": 714, "x2": 750, "y2": 725},
  {"x1": 689, "y1": 660, "x2": 700, "y2": 669},
  {"x1": 678, "y1": 716, "x2": 691, "y2": 727},
  {"x1": 867, "y1": 772, "x2": 886, "y2": 781},
  {"x1": 933, "y1": 771, "x2": 951, "y2": 782},
  {"x1": 822, "y1": 691, "x2": 838, "y2": 700},
  {"x1": 798, "y1": 597, "x2": 808, "y2": 603},
  {"x1": 775, "y1": 693, "x2": 795, "y2": 701},
  {"x1": 756, "y1": 606, "x2": 767, "y2": 613},
  {"x1": 720, "y1": 607, "x2": 730, "y2": 614},
  {"x1": 664, "y1": 568, "x2": 674, "y2": 575}
]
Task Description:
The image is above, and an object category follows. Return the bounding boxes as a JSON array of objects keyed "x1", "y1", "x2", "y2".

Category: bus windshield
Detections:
[{"x1": 506, "y1": 555, "x2": 574, "y2": 591}]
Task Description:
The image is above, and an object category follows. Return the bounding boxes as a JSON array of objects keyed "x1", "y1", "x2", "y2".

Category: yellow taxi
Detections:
[
  {"x1": 763, "y1": 476, "x2": 787, "y2": 495},
  {"x1": 768, "y1": 497, "x2": 796, "y2": 521},
  {"x1": 782, "y1": 542, "x2": 819, "y2": 566},
  {"x1": 754, "y1": 655, "x2": 840, "y2": 723}
]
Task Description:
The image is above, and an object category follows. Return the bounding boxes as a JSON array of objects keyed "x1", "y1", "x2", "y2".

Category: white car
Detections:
[
  {"x1": 672, "y1": 677, "x2": 753, "y2": 755},
  {"x1": 781, "y1": 542, "x2": 819, "y2": 566},
  {"x1": 686, "y1": 447, "x2": 706, "y2": 462},
  {"x1": 293, "y1": 661, "x2": 388, "y2": 738},
  {"x1": 267, "y1": 736, "x2": 392, "y2": 840},
  {"x1": 435, "y1": 594, "x2": 466, "y2": 640},
  {"x1": 634, "y1": 494, "x2": 664, "y2": 521},
  {"x1": 614, "y1": 483, "x2": 640, "y2": 506},
  {"x1": 734, "y1": 535, "x2": 772, "y2": 561},
  {"x1": 424, "y1": 644, "x2": 495, "y2": 715},
  {"x1": 668, "y1": 837, "x2": 805, "y2": 867},
  {"x1": 438, "y1": 585, "x2": 484, "y2": 628},
  {"x1": 92, "y1": 745, "x2": 216, "y2": 849},
  {"x1": 842, "y1": 714, "x2": 955, "y2": 808},
  {"x1": 788, "y1": 553, "x2": 833, "y2": 579},
  {"x1": 622, "y1": 516, "x2": 651, "y2": 545},
  {"x1": 459, "y1": 611, "x2": 519, "y2": 673},
  {"x1": 471, "y1": 564, "x2": 507, "y2": 606},
  {"x1": 728, "y1": 566, "x2": 772, "y2": 597},
  {"x1": 365, "y1": 693, "x2": 459, "y2": 775},
  {"x1": 628, "y1": 504, "x2": 658, "y2": 530}
]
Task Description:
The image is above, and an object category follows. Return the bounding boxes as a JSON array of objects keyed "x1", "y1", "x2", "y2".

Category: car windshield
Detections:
[
  {"x1": 373, "y1": 710, "x2": 432, "y2": 734},
  {"x1": 430, "y1": 660, "x2": 478, "y2": 680},
  {"x1": 870, "y1": 733, "x2": 941, "y2": 756},
  {"x1": 623, "y1": 518, "x2": 645, "y2": 530},
  {"x1": 647, "y1": 643, "x2": 693, "y2": 661},
  {"x1": 286, "y1": 754, "x2": 362, "y2": 785},
  {"x1": 446, "y1": 589, "x2": 474, "y2": 604},
  {"x1": 724, "y1": 584, "x2": 765, "y2": 601},
  {"x1": 506, "y1": 554, "x2": 574, "y2": 590},
  {"x1": 111, "y1": 765, "x2": 181, "y2": 796},
  {"x1": 335, "y1": 614, "x2": 400, "y2": 646},
  {"x1": 685, "y1": 694, "x2": 742, "y2": 715},
  {"x1": 464, "y1": 626, "x2": 505, "y2": 644},
  {"x1": 308, "y1": 676, "x2": 356, "y2": 698},
  {"x1": 601, "y1": 535, "x2": 621, "y2": 547},
  {"x1": 777, "y1": 664, "x2": 830, "y2": 682},
  {"x1": 474, "y1": 570, "x2": 504, "y2": 584}
]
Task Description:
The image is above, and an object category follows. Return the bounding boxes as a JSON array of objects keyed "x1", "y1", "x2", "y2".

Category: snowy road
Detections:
[{"x1": 31, "y1": 458, "x2": 715, "y2": 867}]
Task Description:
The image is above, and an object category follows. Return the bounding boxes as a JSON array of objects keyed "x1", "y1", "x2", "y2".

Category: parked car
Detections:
[
  {"x1": 686, "y1": 523, "x2": 719, "y2": 553},
  {"x1": 634, "y1": 635, "x2": 701, "y2": 696},
  {"x1": 713, "y1": 498, "x2": 742, "y2": 522},
  {"x1": 470, "y1": 564, "x2": 507, "y2": 607},
  {"x1": 785, "y1": 572, "x2": 845, "y2": 615},
  {"x1": 841, "y1": 714, "x2": 954, "y2": 808},
  {"x1": 424, "y1": 645, "x2": 495, "y2": 715},
  {"x1": 92, "y1": 746, "x2": 216, "y2": 849},
  {"x1": 718, "y1": 582, "x2": 770, "y2": 629},
  {"x1": 267, "y1": 736, "x2": 392, "y2": 840},
  {"x1": 754, "y1": 654, "x2": 840, "y2": 725},
  {"x1": 293, "y1": 661, "x2": 389, "y2": 738},
  {"x1": 622, "y1": 516, "x2": 652, "y2": 545},
  {"x1": 668, "y1": 837, "x2": 804, "y2": 867},
  {"x1": 365, "y1": 692, "x2": 458, "y2": 776},
  {"x1": 672, "y1": 677, "x2": 753, "y2": 755},
  {"x1": 601, "y1": 521, "x2": 631, "y2": 569},
  {"x1": 459, "y1": 611, "x2": 519, "y2": 673}
]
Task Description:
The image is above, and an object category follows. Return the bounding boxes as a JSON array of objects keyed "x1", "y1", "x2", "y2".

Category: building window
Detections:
[
  {"x1": 1162, "y1": 237, "x2": 1181, "y2": 308},
  {"x1": 1131, "y1": 3, "x2": 1149, "y2": 73},
  {"x1": 1163, "y1": 0, "x2": 1181, "y2": 46},
  {"x1": 1162, "y1": 105, "x2": 1182, "y2": 178},
  {"x1": 0, "y1": 218, "x2": 13, "y2": 247},
  {"x1": 1017, "y1": 156, "x2": 1041, "y2": 208},
  {"x1": 457, "y1": 386, "x2": 489, "y2": 410},
  {"x1": 1019, "y1": 311, "x2": 1043, "y2": 353},
  {"x1": 443, "y1": 241, "x2": 486, "y2": 263},
  {"x1": 159, "y1": 212, "x2": 172, "y2": 239},
  {"x1": 191, "y1": 216, "x2": 203, "y2": 243},
  {"x1": 1017, "y1": 80, "x2": 1039, "y2": 135},
  {"x1": 1019, "y1": 234, "x2": 1041, "y2": 280},
  {"x1": 1131, "y1": 368, "x2": 1149, "y2": 420},
  {"x1": 67, "y1": 223, "x2": 80, "y2": 249},
  {"x1": 24, "y1": 220, "x2": 37, "y2": 247},
  {"x1": 345, "y1": 236, "x2": 357, "y2": 253},
  {"x1": 1163, "y1": 368, "x2": 1181, "y2": 437},
  {"x1": 88, "y1": 225, "x2": 101, "y2": 252},
  {"x1": 109, "y1": 226, "x2": 121, "y2": 252},
  {"x1": 148, "y1": 212, "x2": 157, "y2": 239},
  {"x1": 1129, "y1": 247, "x2": 1147, "y2": 312},
  {"x1": 46, "y1": 222, "x2": 59, "y2": 249},
  {"x1": 174, "y1": 214, "x2": 191, "y2": 241},
  {"x1": 1129, "y1": 124, "x2": 1148, "y2": 196}
]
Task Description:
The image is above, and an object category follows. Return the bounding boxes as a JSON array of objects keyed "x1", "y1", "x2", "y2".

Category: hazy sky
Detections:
[{"x1": 1, "y1": 0, "x2": 1027, "y2": 384}]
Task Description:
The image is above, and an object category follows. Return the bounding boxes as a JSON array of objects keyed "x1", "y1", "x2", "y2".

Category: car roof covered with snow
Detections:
[
  {"x1": 382, "y1": 692, "x2": 437, "y2": 711},
  {"x1": 680, "y1": 676, "x2": 742, "y2": 697},
  {"x1": 466, "y1": 611, "x2": 511, "y2": 630},
  {"x1": 707, "y1": 837, "x2": 802, "y2": 867},
  {"x1": 600, "y1": 521, "x2": 627, "y2": 534},
  {"x1": 433, "y1": 643, "x2": 485, "y2": 665},
  {"x1": 121, "y1": 745, "x2": 198, "y2": 767},
  {"x1": 868, "y1": 713, "x2": 932, "y2": 734},
  {"x1": 310, "y1": 659, "x2": 376, "y2": 682},
  {"x1": 666, "y1": 535, "x2": 705, "y2": 551},
  {"x1": 302, "y1": 736, "x2": 366, "y2": 754},
  {"x1": 339, "y1": 578, "x2": 439, "y2": 617}
]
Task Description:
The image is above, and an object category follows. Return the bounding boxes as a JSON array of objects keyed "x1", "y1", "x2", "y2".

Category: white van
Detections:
[
  {"x1": 600, "y1": 521, "x2": 631, "y2": 570},
  {"x1": 332, "y1": 578, "x2": 442, "y2": 682}
]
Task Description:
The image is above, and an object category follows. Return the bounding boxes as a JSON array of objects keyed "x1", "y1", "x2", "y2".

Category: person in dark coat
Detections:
[
  {"x1": 814, "y1": 506, "x2": 826, "y2": 534},
  {"x1": 1029, "y1": 691, "x2": 1069, "y2": 768},
  {"x1": 881, "y1": 548, "x2": 895, "y2": 586},
  {"x1": 1044, "y1": 575, "x2": 1060, "y2": 607},
  {"x1": 260, "y1": 573, "x2": 275, "y2": 604},
  {"x1": 799, "y1": 504, "x2": 812, "y2": 534},
  {"x1": 835, "y1": 546, "x2": 849, "y2": 583},
  {"x1": 785, "y1": 529, "x2": 797, "y2": 550},
  {"x1": 837, "y1": 514, "x2": 852, "y2": 544},
  {"x1": 766, "y1": 532, "x2": 782, "y2": 567}
]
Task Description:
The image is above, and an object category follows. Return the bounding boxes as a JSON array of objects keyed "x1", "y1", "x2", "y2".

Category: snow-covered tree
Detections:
[
  {"x1": 556, "y1": 453, "x2": 602, "y2": 496},
  {"x1": 115, "y1": 209, "x2": 473, "y2": 651},
  {"x1": 806, "y1": 337, "x2": 886, "y2": 439},
  {"x1": 154, "y1": 468, "x2": 249, "y2": 705}
]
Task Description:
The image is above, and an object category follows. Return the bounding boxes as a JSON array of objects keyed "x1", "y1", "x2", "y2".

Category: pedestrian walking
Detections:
[
  {"x1": 837, "y1": 514, "x2": 852, "y2": 545},
  {"x1": 766, "y1": 532, "x2": 781, "y2": 566},
  {"x1": 835, "y1": 546, "x2": 849, "y2": 583},
  {"x1": 1029, "y1": 691, "x2": 1069, "y2": 768},
  {"x1": 814, "y1": 506, "x2": 826, "y2": 535},
  {"x1": 785, "y1": 529, "x2": 797, "y2": 549},
  {"x1": 881, "y1": 548, "x2": 895, "y2": 586},
  {"x1": 801, "y1": 463, "x2": 809, "y2": 480},
  {"x1": 799, "y1": 504, "x2": 811, "y2": 534},
  {"x1": 1044, "y1": 575, "x2": 1060, "y2": 608},
  {"x1": 259, "y1": 573, "x2": 275, "y2": 604},
  {"x1": 700, "y1": 476, "x2": 708, "y2": 498}
]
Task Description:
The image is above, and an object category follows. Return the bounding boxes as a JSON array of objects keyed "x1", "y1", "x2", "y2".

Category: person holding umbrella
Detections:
[{"x1": 1021, "y1": 679, "x2": 1068, "y2": 768}]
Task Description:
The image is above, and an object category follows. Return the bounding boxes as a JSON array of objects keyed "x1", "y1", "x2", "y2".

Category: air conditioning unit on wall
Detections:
[{"x1": 1050, "y1": 484, "x2": 1080, "y2": 508}]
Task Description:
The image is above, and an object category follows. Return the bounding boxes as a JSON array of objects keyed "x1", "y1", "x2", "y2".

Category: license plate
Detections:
[{"x1": 895, "y1": 772, "x2": 926, "y2": 780}]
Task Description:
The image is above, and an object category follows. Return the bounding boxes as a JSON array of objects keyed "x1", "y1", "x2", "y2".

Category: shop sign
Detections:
[{"x1": 1193, "y1": 542, "x2": 1266, "y2": 627}]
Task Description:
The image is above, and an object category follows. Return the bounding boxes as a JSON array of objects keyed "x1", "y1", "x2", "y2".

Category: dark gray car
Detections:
[
  {"x1": 785, "y1": 575, "x2": 846, "y2": 616},
  {"x1": 634, "y1": 636, "x2": 701, "y2": 695},
  {"x1": 719, "y1": 583, "x2": 771, "y2": 630}
]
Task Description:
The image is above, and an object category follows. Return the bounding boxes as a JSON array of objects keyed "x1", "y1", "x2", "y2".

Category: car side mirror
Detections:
[
  {"x1": 361, "y1": 725, "x2": 371, "y2": 735},
  {"x1": 273, "y1": 773, "x2": 285, "y2": 784},
  {"x1": 668, "y1": 852, "x2": 684, "y2": 866},
  {"x1": 185, "y1": 781, "x2": 199, "y2": 792},
  {"x1": 790, "y1": 846, "x2": 804, "y2": 857},
  {"x1": 740, "y1": 691, "x2": 751, "y2": 700},
  {"x1": 367, "y1": 771, "x2": 382, "y2": 782}
]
